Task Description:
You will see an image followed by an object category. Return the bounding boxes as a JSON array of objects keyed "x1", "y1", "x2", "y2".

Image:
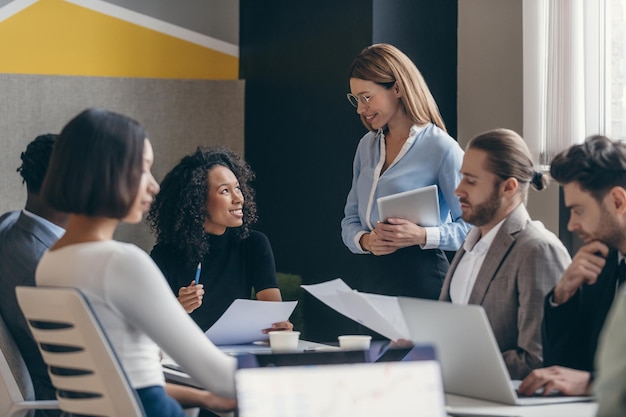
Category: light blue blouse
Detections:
[{"x1": 341, "y1": 123, "x2": 470, "y2": 254}]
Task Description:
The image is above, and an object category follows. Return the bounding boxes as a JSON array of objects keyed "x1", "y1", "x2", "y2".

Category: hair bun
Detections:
[{"x1": 531, "y1": 170, "x2": 547, "y2": 190}]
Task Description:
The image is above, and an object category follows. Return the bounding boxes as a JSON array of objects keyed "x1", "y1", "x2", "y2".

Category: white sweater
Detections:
[{"x1": 36, "y1": 240, "x2": 237, "y2": 398}]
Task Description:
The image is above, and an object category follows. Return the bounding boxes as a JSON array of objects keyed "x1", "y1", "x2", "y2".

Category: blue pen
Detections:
[{"x1": 194, "y1": 262, "x2": 201, "y2": 285}]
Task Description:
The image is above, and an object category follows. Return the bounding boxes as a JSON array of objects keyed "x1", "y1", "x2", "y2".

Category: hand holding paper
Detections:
[
  {"x1": 301, "y1": 278, "x2": 410, "y2": 341},
  {"x1": 205, "y1": 299, "x2": 297, "y2": 345}
]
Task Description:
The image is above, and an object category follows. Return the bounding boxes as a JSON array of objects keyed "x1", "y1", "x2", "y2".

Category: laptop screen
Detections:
[{"x1": 235, "y1": 344, "x2": 447, "y2": 417}]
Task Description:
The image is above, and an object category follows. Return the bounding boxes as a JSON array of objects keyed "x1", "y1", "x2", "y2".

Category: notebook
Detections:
[
  {"x1": 377, "y1": 184, "x2": 440, "y2": 226},
  {"x1": 397, "y1": 297, "x2": 593, "y2": 406},
  {"x1": 235, "y1": 345, "x2": 447, "y2": 417}
]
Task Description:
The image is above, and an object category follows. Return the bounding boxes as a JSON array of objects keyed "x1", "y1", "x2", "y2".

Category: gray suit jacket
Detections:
[
  {"x1": 439, "y1": 204, "x2": 571, "y2": 379},
  {"x1": 0, "y1": 210, "x2": 61, "y2": 417}
]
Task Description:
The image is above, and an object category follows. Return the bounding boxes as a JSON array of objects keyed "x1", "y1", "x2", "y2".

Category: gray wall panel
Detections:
[{"x1": 0, "y1": 74, "x2": 244, "y2": 251}]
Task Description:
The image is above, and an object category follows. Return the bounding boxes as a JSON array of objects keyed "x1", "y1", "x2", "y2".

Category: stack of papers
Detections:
[
  {"x1": 301, "y1": 279, "x2": 410, "y2": 341},
  {"x1": 204, "y1": 299, "x2": 297, "y2": 345}
]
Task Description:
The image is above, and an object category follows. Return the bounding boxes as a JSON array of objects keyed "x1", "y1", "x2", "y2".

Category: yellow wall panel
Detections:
[{"x1": 0, "y1": 0, "x2": 238, "y2": 79}]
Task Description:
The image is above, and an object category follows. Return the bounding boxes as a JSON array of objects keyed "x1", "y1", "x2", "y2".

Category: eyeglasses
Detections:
[{"x1": 346, "y1": 93, "x2": 374, "y2": 108}]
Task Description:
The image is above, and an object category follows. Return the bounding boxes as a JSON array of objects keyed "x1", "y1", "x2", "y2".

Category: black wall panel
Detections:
[{"x1": 240, "y1": 0, "x2": 458, "y2": 342}]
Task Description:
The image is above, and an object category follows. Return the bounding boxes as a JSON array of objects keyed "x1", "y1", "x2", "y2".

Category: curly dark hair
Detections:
[
  {"x1": 147, "y1": 147, "x2": 258, "y2": 267},
  {"x1": 17, "y1": 133, "x2": 58, "y2": 194}
]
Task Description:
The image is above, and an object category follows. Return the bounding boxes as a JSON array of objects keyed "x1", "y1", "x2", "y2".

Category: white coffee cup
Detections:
[
  {"x1": 338, "y1": 335, "x2": 372, "y2": 350},
  {"x1": 268, "y1": 330, "x2": 301, "y2": 352}
]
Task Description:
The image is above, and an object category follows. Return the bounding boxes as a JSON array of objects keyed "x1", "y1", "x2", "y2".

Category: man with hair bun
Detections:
[{"x1": 439, "y1": 128, "x2": 571, "y2": 380}]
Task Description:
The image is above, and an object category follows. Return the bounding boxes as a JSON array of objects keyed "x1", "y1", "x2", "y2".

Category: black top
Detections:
[
  {"x1": 150, "y1": 229, "x2": 278, "y2": 332},
  {"x1": 542, "y1": 248, "x2": 621, "y2": 372}
]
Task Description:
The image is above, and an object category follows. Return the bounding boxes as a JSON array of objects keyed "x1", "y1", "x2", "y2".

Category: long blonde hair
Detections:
[{"x1": 348, "y1": 43, "x2": 446, "y2": 132}]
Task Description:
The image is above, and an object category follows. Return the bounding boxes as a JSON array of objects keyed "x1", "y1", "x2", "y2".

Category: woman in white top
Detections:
[{"x1": 36, "y1": 108, "x2": 237, "y2": 417}]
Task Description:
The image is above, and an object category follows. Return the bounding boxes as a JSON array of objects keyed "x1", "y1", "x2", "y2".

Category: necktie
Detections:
[{"x1": 617, "y1": 259, "x2": 626, "y2": 288}]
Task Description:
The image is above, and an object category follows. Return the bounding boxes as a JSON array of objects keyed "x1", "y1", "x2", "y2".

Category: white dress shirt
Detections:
[{"x1": 449, "y1": 219, "x2": 505, "y2": 304}]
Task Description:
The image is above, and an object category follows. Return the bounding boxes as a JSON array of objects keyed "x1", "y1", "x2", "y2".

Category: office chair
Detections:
[
  {"x1": 15, "y1": 286, "x2": 147, "y2": 417},
  {"x1": 0, "y1": 310, "x2": 59, "y2": 417}
]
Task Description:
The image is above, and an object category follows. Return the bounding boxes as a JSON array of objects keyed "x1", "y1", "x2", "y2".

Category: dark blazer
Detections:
[
  {"x1": 440, "y1": 204, "x2": 571, "y2": 379},
  {"x1": 0, "y1": 211, "x2": 61, "y2": 416},
  {"x1": 542, "y1": 248, "x2": 620, "y2": 372}
]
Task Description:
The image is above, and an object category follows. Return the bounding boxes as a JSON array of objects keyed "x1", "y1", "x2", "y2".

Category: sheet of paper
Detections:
[
  {"x1": 301, "y1": 278, "x2": 355, "y2": 318},
  {"x1": 360, "y1": 292, "x2": 411, "y2": 338},
  {"x1": 301, "y1": 279, "x2": 409, "y2": 340},
  {"x1": 205, "y1": 299, "x2": 297, "y2": 345},
  {"x1": 337, "y1": 290, "x2": 408, "y2": 341}
]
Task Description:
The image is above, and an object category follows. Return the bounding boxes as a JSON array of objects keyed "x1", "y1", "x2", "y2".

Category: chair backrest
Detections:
[
  {"x1": 0, "y1": 310, "x2": 59, "y2": 417},
  {"x1": 15, "y1": 286, "x2": 146, "y2": 417}
]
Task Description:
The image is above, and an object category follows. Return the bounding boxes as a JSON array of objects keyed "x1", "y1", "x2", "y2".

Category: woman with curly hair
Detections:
[{"x1": 147, "y1": 147, "x2": 292, "y2": 333}]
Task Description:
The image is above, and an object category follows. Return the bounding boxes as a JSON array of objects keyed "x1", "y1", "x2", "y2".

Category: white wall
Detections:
[{"x1": 458, "y1": 0, "x2": 560, "y2": 235}]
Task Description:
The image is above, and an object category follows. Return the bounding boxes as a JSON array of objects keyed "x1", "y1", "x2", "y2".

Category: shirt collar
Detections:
[
  {"x1": 463, "y1": 218, "x2": 506, "y2": 254},
  {"x1": 21, "y1": 209, "x2": 65, "y2": 238},
  {"x1": 376, "y1": 124, "x2": 426, "y2": 142}
]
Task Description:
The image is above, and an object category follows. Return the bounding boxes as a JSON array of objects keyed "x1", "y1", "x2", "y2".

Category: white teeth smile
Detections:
[{"x1": 231, "y1": 209, "x2": 243, "y2": 215}]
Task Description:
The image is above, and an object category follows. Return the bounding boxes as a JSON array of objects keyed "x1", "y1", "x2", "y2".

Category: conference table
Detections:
[
  {"x1": 162, "y1": 341, "x2": 598, "y2": 417},
  {"x1": 446, "y1": 393, "x2": 596, "y2": 417},
  {"x1": 161, "y1": 339, "x2": 333, "y2": 387}
]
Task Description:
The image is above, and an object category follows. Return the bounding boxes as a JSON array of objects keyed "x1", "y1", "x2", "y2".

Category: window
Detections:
[
  {"x1": 607, "y1": 0, "x2": 626, "y2": 139},
  {"x1": 523, "y1": 0, "x2": 626, "y2": 168}
]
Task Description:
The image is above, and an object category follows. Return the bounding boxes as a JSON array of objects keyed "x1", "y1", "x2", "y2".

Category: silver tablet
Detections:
[{"x1": 376, "y1": 184, "x2": 440, "y2": 227}]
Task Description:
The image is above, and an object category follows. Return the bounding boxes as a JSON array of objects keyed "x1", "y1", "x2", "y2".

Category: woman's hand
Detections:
[
  {"x1": 165, "y1": 383, "x2": 237, "y2": 412},
  {"x1": 262, "y1": 320, "x2": 294, "y2": 334},
  {"x1": 366, "y1": 219, "x2": 427, "y2": 255},
  {"x1": 363, "y1": 230, "x2": 397, "y2": 256},
  {"x1": 177, "y1": 281, "x2": 204, "y2": 313},
  {"x1": 390, "y1": 338, "x2": 415, "y2": 348}
]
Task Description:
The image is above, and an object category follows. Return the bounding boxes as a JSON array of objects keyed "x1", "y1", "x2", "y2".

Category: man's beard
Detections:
[
  {"x1": 588, "y1": 201, "x2": 625, "y2": 249},
  {"x1": 462, "y1": 188, "x2": 501, "y2": 227}
]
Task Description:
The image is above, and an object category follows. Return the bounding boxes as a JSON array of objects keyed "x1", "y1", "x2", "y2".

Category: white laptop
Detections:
[
  {"x1": 377, "y1": 184, "x2": 440, "y2": 226},
  {"x1": 397, "y1": 297, "x2": 593, "y2": 406},
  {"x1": 235, "y1": 348, "x2": 448, "y2": 417}
]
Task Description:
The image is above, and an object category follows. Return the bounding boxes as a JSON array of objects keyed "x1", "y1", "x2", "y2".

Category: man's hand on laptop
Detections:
[{"x1": 517, "y1": 366, "x2": 591, "y2": 397}]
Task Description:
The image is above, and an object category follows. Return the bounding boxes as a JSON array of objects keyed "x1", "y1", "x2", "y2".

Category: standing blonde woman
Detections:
[{"x1": 341, "y1": 44, "x2": 469, "y2": 300}]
